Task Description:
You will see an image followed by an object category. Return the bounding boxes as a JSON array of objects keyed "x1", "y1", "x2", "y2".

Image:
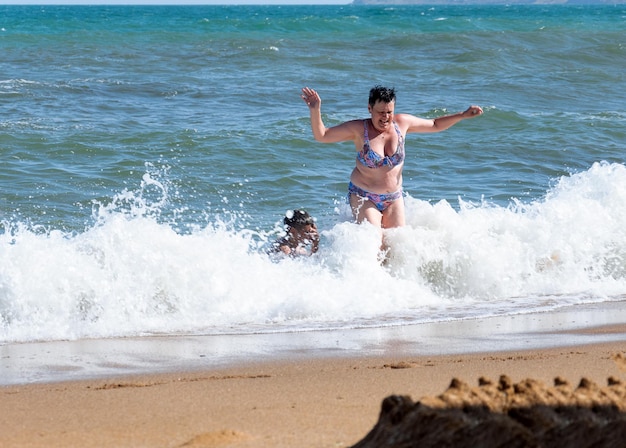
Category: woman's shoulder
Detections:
[
  {"x1": 330, "y1": 119, "x2": 368, "y2": 142},
  {"x1": 393, "y1": 114, "x2": 422, "y2": 134},
  {"x1": 342, "y1": 118, "x2": 368, "y2": 128}
]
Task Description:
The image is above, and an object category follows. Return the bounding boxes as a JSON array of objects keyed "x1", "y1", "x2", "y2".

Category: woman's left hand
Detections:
[{"x1": 463, "y1": 105, "x2": 483, "y2": 118}]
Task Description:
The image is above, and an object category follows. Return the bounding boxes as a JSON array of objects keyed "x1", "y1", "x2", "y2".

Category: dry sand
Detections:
[{"x1": 2, "y1": 323, "x2": 626, "y2": 448}]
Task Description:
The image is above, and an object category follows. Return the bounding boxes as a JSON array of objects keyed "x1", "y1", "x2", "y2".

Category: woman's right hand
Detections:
[{"x1": 301, "y1": 87, "x2": 321, "y2": 109}]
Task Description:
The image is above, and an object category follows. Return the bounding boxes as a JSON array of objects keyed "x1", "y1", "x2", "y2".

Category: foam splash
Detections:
[
  {"x1": 1, "y1": 162, "x2": 625, "y2": 343},
  {"x1": 390, "y1": 161, "x2": 626, "y2": 299}
]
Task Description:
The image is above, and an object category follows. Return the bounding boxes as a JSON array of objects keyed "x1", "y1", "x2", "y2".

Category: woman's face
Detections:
[{"x1": 368, "y1": 100, "x2": 395, "y2": 132}]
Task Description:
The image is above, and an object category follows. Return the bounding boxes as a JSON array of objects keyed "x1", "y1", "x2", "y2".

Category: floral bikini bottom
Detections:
[{"x1": 347, "y1": 181, "x2": 403, "y2": 212}]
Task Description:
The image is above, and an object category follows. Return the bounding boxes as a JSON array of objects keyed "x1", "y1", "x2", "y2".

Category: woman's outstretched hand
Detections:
[
  {"x1": 463, "y1": 105, "x2": 483, "y2": 118},
  {"x1": 301, "y1": 87, "x2": 321, "y2": 109}
]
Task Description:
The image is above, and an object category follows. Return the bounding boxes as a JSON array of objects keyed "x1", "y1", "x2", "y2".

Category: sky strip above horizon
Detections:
[{"x1": 0, "y1": 0, "x2": 351, "y2": 4}]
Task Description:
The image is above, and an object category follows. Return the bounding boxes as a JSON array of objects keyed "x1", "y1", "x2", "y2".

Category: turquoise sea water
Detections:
[{"x1": 1, "y1": 5, "x2": 625, "y2": 344}]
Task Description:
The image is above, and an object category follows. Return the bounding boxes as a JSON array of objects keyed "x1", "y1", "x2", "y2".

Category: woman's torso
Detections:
[{"x1": 350, "y1": 119, "x2": 405, "y2": 193}]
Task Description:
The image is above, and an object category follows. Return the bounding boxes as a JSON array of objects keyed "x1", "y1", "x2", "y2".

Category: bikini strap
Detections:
[{"x1": 393, "y1": 121, "x2": 402, "y2": 140}]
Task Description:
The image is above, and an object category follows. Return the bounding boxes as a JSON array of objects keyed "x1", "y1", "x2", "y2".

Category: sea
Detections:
[{"x1": 1, "y1": 4, "x2": 625, "y2": 349}]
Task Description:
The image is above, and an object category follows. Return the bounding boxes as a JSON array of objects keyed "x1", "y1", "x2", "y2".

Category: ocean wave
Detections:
[{"x1": 1, "y1": 162, "x2": 625, "y2": 343}]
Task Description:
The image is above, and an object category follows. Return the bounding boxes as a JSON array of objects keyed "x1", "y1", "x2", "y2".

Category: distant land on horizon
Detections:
[{"x1": 352, "y1": 0, "x2": 623, "y2": 4}]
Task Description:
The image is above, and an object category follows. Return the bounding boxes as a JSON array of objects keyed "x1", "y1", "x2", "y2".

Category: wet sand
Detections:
[{"x1": 1, "y1": 302, "x2": 625, "y2": 447}]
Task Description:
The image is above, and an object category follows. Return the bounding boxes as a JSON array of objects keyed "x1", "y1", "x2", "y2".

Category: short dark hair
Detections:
[
  {"x1": 284, "y1": 210, "x2": 315, "y2": 228},
  {"x1": 369, "y1": 85, "x2": 396, "y2": 106}
]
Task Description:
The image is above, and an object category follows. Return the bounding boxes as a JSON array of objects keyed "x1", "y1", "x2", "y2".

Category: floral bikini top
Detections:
[{"x1": 357, "y1": 119, "x2": 405, "y2": 169}]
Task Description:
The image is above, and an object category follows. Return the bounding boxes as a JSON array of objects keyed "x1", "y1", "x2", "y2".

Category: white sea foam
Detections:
[{"x1": 1, "y1": 162, "x2": 625, "y2": 343}]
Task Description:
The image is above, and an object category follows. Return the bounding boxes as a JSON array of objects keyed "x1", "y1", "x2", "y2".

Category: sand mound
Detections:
[
  {"x1": 177, "y1": 429, "x2": 251, "y2": 447},
  {"x1": 352, "y1": 375, "x2": 626, "y2": 448}
]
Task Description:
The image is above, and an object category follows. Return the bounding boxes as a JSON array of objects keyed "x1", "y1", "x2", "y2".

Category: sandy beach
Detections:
[{"x1": 2, "y1": 304, "x2": 626, "y2": 447}]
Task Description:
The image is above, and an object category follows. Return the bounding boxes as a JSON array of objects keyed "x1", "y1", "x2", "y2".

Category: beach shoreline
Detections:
[
  {"x1": 2, "y1": 300, "x2": 626, "y2": 387},
  {"x1": 1, "y1": 343, "x2": 625, "y2": 448},
  {"x1": 2, "y1": 303, "x2": 626, "y2": 447}
]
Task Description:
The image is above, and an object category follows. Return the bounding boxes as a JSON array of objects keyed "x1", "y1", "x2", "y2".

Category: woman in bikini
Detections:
[{"x1": 301, "y1": 85, "x2": 483, "y2": 230}]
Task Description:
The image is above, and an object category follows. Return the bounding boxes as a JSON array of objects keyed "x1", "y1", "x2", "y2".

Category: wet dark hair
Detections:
[
  {"x1": 369, "y1": 85, "x2": 396, "y2": 107},
  {"x1": 284, "y1": 210, "x2": 315, "y2": 228}
]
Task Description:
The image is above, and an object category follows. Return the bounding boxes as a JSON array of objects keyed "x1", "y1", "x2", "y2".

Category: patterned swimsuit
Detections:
[
  {"x1": 357, "y1": 119, "x2": 405, "y2": 168},
  {"x1": 348, "y1": 120, "x2": 405, "y2": 212}
]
